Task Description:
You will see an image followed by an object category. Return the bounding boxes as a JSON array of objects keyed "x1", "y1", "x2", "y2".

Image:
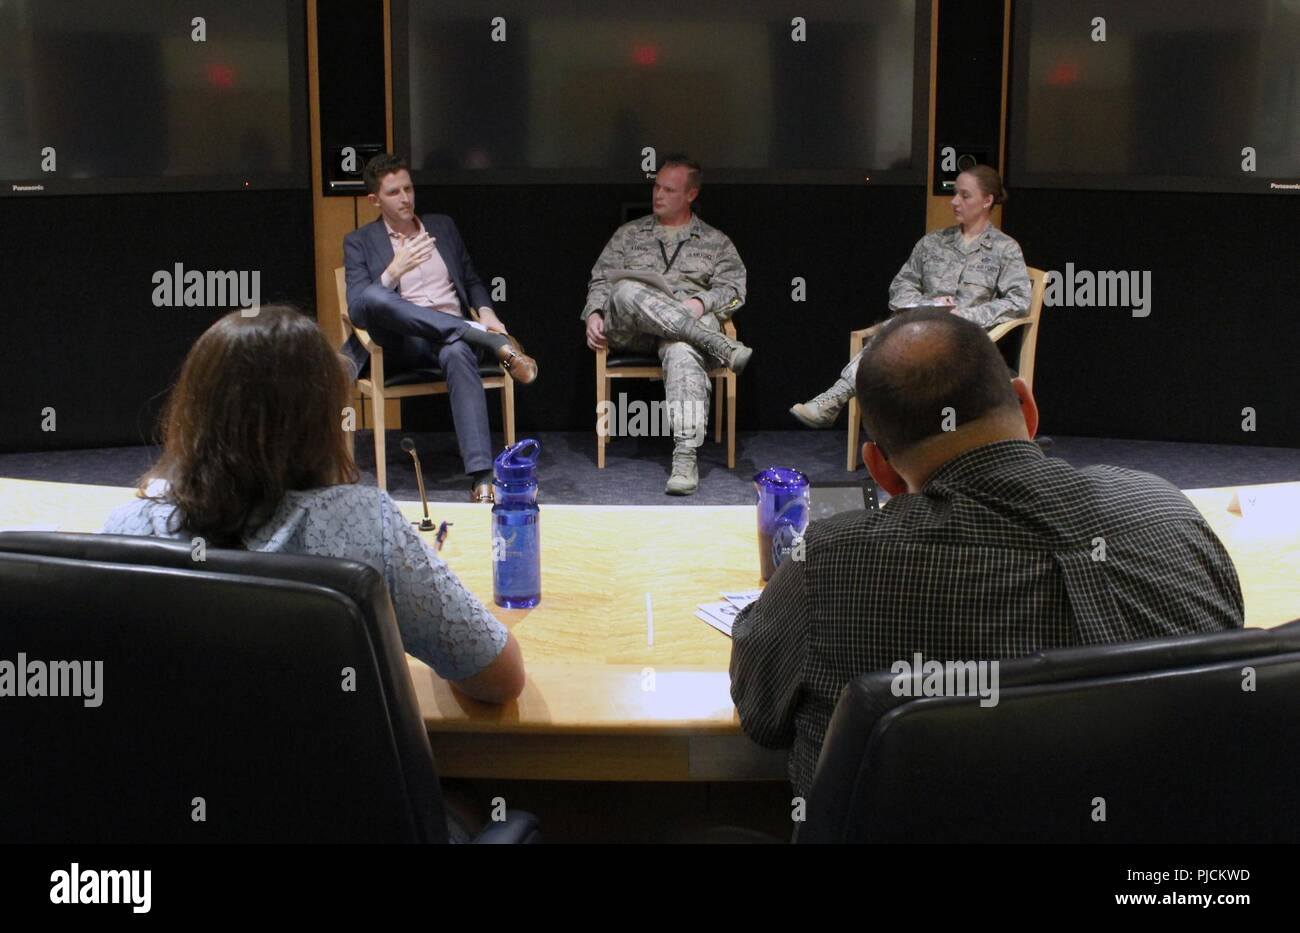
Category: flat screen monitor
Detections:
[
  {"x1": 1009, "y1": 0, "x2": 1300, "y2": 194},
  {"x1": 0, "y1": 0, "x2": 308, "y2": 197},
  {"x1": 393, "y1": 0, "x2": 930, "y2": 185}
]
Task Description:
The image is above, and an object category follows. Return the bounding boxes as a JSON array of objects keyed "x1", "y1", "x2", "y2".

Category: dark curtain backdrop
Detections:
[{"x1": 4, "y1": 183, "x2": 1296, "y2": 453}]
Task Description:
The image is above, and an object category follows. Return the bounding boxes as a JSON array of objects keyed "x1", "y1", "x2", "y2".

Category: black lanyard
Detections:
[{"x1": 659, "y1": 238, "x2": 687, "y2": 274}]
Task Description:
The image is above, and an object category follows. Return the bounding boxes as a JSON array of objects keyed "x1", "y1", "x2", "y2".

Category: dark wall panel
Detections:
[
  {"x1": 7, "y1": 185, "x2": 1294, "y2": 452},
  {"x1": 1, "y1": 191, "x2": 315, "y2": 453},
  {"x1": 1004, "y1": 189, "x2": 1298, "y2": 448},
  {"x1": 933, "y1": 0, "x2": 1003, "y2": 191},
  {"x1": 317, "y1": 0, "x2": 387, "y2": 194}
]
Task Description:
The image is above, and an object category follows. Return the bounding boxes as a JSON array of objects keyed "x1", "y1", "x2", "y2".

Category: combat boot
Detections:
[
  {"x1": 677, "y1": 319, "x2": 753, "y2": 374},
  {"x1": 665, "y1": 447, "x2": 699, "y2": 495},
  {"x1": 790, "y1": 377, "x2": 855, "y2": 428}
]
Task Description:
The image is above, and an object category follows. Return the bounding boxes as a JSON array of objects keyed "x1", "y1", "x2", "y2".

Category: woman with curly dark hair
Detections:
[{"x1": 102, "y1": 304, "x2": 525, "y2": 703}]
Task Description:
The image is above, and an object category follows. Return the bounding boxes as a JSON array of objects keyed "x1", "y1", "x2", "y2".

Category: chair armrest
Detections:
[
  {"x1": 987, "y1": 317, "x2": 1031, "y2": 344},
  {"x1": 850, "y1": 327, "x2": 872, "y2": 360},
  {"x1": 724, "y1": 320, "x2": 737, "y2": 340},
  {"x1": 341, "y1": 311, "x2": 380, "y2": 355},
  {"x1": 471, "y1": 810, "x2": 541, "y2": 844}
]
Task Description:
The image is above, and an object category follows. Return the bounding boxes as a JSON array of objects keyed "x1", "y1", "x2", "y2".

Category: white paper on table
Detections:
[
  {"x1": 0, "y1": 523, "x2": 59, "y2": 532},
  {"x1": 722, "y1": 590, "x2": 762, "y2": 610},
  {"x1": 697, "y1": 600, "x2": 743, "y2": 627},
  {"x1": 1227, "y1": 486, "x2": 1300, "y2": 522},
  {"x1": 695, "y1": 609, "x2": 733, "y2": 637}
]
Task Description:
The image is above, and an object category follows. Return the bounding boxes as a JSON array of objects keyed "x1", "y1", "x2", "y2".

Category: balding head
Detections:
[{"x1": 855, "y1": 309, "x2": 1022, "y2": 460}]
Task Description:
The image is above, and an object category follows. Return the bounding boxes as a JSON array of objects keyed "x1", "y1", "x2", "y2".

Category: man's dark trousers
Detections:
[{"x1": 351, "y1": 283, "x2": 493, "y2": 475}]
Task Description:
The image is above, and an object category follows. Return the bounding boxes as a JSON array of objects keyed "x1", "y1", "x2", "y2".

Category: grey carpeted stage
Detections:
[{"x1": 3, "y1": 430, "x2": 1298, "y2": 506}]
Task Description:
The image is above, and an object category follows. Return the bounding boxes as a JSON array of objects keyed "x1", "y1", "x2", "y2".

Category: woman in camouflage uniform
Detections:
[{"x1": 791, "y1": 166, "x2": 1031, "y2": 428}]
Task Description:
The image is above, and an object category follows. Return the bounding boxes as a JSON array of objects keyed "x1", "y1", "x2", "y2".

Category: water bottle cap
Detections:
[
  {"x1": 494, "y1": 438, "x2": 542, "y2": 483},
  {"x1": 753, "y1": 466, "x2": 809, "y2": 490}
]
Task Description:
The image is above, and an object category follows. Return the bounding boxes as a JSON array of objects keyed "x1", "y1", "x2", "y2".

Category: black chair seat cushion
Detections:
[
  {"x1": 606, "y1": 353, "x2": 663, "y2": 369},
  {"x1": 385, "y1": 362, "x2": 502, "y2": 387}
]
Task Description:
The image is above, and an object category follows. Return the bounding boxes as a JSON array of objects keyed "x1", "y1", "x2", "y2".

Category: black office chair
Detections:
[
  {"x1": 0, "y1": 532, "x2": 539, "y2": 844},
  {"x1": 799, "y1": 621, "x2": 1300, "y2": 843}
]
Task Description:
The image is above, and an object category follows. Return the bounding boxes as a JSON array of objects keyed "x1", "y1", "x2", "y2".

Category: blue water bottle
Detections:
[{"x1": 491, "y1": 439, "x2": 542, "y2": 608}]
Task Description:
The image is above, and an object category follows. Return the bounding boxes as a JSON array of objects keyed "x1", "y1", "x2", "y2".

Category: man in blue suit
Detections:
[{"x1": 342, "y1": 153, "x2": 537, "y2": 501}]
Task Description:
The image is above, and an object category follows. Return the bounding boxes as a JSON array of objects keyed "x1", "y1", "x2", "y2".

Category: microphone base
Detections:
[{"x1": 415, "y1": 519, "x2": 436, "y2": 531}]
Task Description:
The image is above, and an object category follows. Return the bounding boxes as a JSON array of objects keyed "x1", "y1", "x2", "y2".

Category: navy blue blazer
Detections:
[{"x1": 340, "y1": 213, "x2": 494, "y2": 377}]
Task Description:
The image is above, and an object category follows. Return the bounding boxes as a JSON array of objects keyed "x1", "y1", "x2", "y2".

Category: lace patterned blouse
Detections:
[{"x1": 101, "y1": 482, "x2": 509, "y2": 681}]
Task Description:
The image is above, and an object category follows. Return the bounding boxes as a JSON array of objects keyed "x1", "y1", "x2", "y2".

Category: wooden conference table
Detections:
[{"x1": 1, "y1": 478, "x2": 1298, "y2": 782}]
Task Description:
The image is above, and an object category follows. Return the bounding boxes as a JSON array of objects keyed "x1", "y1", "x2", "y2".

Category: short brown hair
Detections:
[
  {"x1": 363, "y1": 152, "x2": 410, "y2": 194},
  {"x1": 660, "y1": 153, "x2": 702, "y2": 192},
  {"x1": 856, "y1": 308, "x2": 1018, "y2": 457},
  {"x1": 142, "y1": 305, "x2": 359, "y2": 546},
  {"x1": 963, "y1": 165, "x2": 1008, "y2": 205}
]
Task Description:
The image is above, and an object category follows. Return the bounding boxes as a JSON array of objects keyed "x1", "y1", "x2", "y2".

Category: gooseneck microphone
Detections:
[{"x1": 400, "y1": 436, "x2": 436, "y2": 531}]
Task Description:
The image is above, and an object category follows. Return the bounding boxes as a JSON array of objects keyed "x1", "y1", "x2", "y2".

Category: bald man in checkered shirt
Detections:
[{"x1": 729, "y1": 309, "x2": 1244, "y2": 800}]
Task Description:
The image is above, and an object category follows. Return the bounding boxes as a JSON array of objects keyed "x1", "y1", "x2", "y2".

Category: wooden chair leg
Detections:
[
  {"x1": 372, "y1": 389, "x2": 388, "y2": 491},
  {"x1": 846, "y1": 397, "x2": 860, "y2": 472},
  {"x1": 726, "y1": 372, "x2": 737, "y2": 469},
  {"x1": 596, "y1": 365, "x2": 608, "y2": 470},
  {"x1": 1019, "y1": 323, "x2": 1037, "y2": 393},
  {"x1": 345, "y1": 402, "x2": 356, "y2": 459},
  {"x1": 713, "y1": 375, "x2": 723, "y2": 444},
  {"x1": 502, "y1": 375, "x2": 516, "y2": 448},
  {"x1": 846, "y1": 329, "x2": 868, "y2": 472}
]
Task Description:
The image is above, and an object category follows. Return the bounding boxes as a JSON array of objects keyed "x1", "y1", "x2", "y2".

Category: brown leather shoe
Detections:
[
  {"x1": 470, "y1": 481, "x2": 494, "y2": 504},
  {"x1": 495, "y1": 336, "x2": 538, "y2": 384}
]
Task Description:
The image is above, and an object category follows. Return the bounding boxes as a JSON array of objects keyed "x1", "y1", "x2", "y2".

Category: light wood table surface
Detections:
[{"x1": 1, "y1": 477, "x2": 1297, "y2": 781}]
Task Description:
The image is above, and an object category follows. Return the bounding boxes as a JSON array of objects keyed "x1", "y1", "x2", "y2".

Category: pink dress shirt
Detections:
[{"x1": 379, "y1": 217, "x2": 463, "y2": 317}]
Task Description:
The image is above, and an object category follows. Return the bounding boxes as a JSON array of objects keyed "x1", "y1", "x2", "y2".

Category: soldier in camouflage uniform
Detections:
[
  {"x1": 583, "y1": 157, "x2": 750, "y2": 495},
  {"x1": 792, "y1": 166, "x2": 1031, "y2": 428}
]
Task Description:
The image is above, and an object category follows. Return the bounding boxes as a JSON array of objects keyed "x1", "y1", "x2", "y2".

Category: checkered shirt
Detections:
[{"x1": 729, "y1": 440, "x2": 1245, "y2": 798}]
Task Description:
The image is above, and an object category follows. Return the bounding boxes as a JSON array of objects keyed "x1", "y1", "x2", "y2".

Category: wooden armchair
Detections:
[
  {"x1": 846, "y1": 266, "x2": 1048, "y2": 470},
  {"x1": 595, "y1": 320, "x2": 739, "y2": 469},
  {"x1": 334, "y1": 267, "x2": 515, "y2": 491}
]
